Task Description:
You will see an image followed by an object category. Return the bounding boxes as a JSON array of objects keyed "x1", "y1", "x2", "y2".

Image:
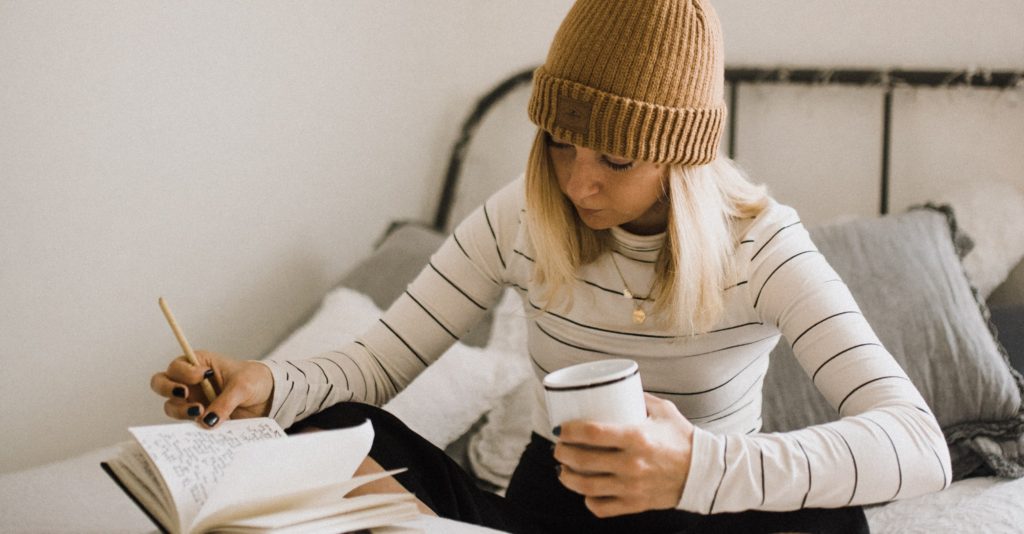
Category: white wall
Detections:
[
  {"x1": 0, "y1": 0, "x2": 574, "y2": 474},
  {"x1": 1, "y1": 0, "x2": 1021, "y2": 473}
]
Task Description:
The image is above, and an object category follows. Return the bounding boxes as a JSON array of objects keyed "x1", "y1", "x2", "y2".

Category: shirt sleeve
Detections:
[
  {"x1": 678, "y1": 203, "x2": 952, "y2": 514},
  {"x1": 256, "y1": 177, "x2": 525, "y2": 429}
]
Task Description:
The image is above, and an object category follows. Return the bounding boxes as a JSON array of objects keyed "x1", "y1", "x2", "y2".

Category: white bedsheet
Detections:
[
  {"x1": 863, "y1": 475, "x2": 1024, "y2": 533},
  {"x1": 2, "y1": 443, "x2": 1022, "y2": 533}
]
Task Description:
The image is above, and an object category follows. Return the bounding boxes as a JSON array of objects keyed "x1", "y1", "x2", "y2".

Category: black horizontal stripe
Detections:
[
  {"x1": 724, "y1": 280, "x2": 748, "y2": 291},
  {"x1": 740, "y1": 239, "x2": 755, "y2": 245},
  {"x1": 316, "y1": 355, "x2": 348, "y2": 390},
  {"x1": 428, "y1": 262, "x2": 486, "y2": 310},
  {"x1": 707, "y1": 321, "x2": 763, "y2": 334},
  {"x1": 650, "y1": 352, "x2": 765, "y2": 396},
  {"x1": 825, "y1": 426, "x2": 859, "y2": 506},
  {"x1": 929, "y1": 441, "x2": 949, "y2": 490},
  {"x1": 451, "y1": 231, "x2": 472, "y2": 260},
  {"x1": 272, "y1": 381, "x2": 295, "y2": 419},
  {"x1": 452, "y1": 232, "x2": 499, "y2": 285},
  {"x1": 753, "y1": 250, "x2": 818, "y2": 308},
  {"x1": 791, "y1": 311, "x2": 861, "y2": 349},
  {"x1": 356, "y1": 340, "x2": 401, "y2": 393},
  {"x1": 513, "y1": 249, "x2": 535, "y2": 262},
  {"x1": 689, "y1": 373, "x2": 764, "y2": 420},
  {"x1": 483, "y1": 204, "x2": 506, "y2": 269},
  {"x1": 405, "y1": 290, "x2": 459, "y2": 340},
  {"x1": 709, "y1": 436, "x2": 729, "y2": 514},
  {"x1": 379, "y1": 319, "x2": 429, "y2": 368},
  {"x1": 759, "y1": 447, "x2": 766, "y2": 505},
  {"x1": 526, "y1": 299, "x2": 674, "y2": 339},
  {"x1": 528, "y1": 352, "x2": 551, "y2": 375},
  {"x1": 837, "y1": 376, "x2": 907, "y2": 414},
  {"x1": 581, "y1": 278, "x2": 652, "y2": 300},
  {"x1": 751, "y1": 220, "x2": 802, "y2": 261},
  {"x1": 797, "y1": 439, "x2": 812, "y2": 508},
  {"x1": 528, "y1": 282, "x2": 761, "y2": 338},
  {"x1": 296, "y1": 383, "x2": 312, "y2": 417},
  {"x1": 287, "y1": 361, "x2": 308, "y2": 379},
  {"x1": 866, "y1": 416, "x2": 903, "y2": 500},
  {"x1": 309, "y1": 359, "x2": 330, "y2": 382},
  {"x1": 681, "y1": 335, "x2": 777, "y2": 359},
  {"x1": 703, "y1": 397, "x2": 755, "y2": 424},
  {"x1": 812, "y1": 343, "x2": 884, "y2": 383},
  {"x1": 316, "y1": 383, "x2": 334, "y2": 413},
  {"x1": 535, "y1": 322, "x2": 618, "y2": 357}
]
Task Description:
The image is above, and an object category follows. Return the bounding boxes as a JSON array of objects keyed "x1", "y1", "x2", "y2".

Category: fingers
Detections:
[
  {"x1": 584, "y1": 495, "x2": 640, "y2": 518},
  {"x1": 554, "y1": 441, "x2": 629, "y2": 475},
  {"x1": 197, "y1": 377, "x2": 251, "y2": 429},
  {"x1": 150, "y1": 372, "x2": 189, "y2": 400},
  {"x1": 643, "y1": 392, "x2": 679, "y2": 418},
  {"x1": 167, "y1": 356, "x2": 213, "y2": 386},
  {"x1": 558, "y1": 464, "x2": 618, "y2": 496},
  {"x1": 162, "y1": 397, "x2": 205, "y2": 421},
  {"x1": 558, "y1": 419, "x2": 641, "y2": 449}
]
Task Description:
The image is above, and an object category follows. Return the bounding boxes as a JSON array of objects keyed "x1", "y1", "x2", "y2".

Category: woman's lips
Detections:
[{"x1": 577, "y1": 206, "x2": 602, "y2": 216}]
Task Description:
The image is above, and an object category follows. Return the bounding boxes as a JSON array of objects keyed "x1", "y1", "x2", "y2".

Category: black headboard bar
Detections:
[
  {"x1": 432, "y1": 67, "x2": 536, "y2": 232},
  {"x1": 435, "y1": 66, "x2": 1023, "y2": 231},
  {"x1": 725, "y1": 67, "x2": 1023, "y2": 88}
]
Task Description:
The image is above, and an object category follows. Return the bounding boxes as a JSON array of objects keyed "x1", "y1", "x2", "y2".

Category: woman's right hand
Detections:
[{"x1": 149, "y1": 350, "x2": 274, "y2": 428}]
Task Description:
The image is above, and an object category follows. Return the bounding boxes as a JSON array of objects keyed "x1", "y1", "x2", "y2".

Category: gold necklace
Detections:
[{"x1": 609, "y1": 253, "x2": 653, "y2": 324}]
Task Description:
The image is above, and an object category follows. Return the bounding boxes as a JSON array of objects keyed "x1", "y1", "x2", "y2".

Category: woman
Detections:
[{"x1": 150, "y1": 1, "x2": 951, "y2": 532}]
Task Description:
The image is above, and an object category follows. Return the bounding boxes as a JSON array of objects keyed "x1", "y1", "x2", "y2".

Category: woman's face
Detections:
[{"x1": 546, "y1": 132, "x2": 669, "y2": 235}]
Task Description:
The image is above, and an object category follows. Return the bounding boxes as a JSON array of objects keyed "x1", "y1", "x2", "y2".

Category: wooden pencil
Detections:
[{"x1": 158, "y1": 297, "x2": 218, "y2": 403}]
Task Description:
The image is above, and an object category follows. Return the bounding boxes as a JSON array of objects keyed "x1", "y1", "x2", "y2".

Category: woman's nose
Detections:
[{"x1": 564, "y1": 159, "x2": 601, "y2": 202}]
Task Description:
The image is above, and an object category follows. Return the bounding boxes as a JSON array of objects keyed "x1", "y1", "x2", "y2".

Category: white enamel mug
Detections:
[{"x1": 542, "y1": 358, "x2": 646, "y2": 429}]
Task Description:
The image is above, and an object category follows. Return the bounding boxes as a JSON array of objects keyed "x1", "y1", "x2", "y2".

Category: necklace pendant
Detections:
[
  {"x1": 632, "y1": 307, "x2": 646, "y2": 324},
  {"x1": 623, "y1": 288, "x2": 633, "y2": 299}
]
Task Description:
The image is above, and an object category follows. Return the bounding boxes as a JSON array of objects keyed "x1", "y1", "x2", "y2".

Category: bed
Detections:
[{"x1": 3, "y1": 65, "x2": 1023, "y2": 533}]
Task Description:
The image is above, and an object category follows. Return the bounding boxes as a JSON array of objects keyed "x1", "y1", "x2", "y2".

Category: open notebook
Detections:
[{"x1": 101, "y1": 418, "x2": 418, "y2": 533}]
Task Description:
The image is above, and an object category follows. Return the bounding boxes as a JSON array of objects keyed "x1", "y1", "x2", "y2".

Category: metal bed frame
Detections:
[{"x1": 432, "y1": 66, "x2": 1023, "y2": 232}]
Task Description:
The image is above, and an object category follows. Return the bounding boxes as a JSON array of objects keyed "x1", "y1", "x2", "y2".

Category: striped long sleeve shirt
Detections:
[{"x1": 260, "y1": 175, "x2": 951, "y2": 513}]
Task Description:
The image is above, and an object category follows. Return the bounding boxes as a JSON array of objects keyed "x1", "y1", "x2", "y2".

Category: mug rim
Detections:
[{"x1": 542, "y1": 359, "x2": 639, "y2": 391}]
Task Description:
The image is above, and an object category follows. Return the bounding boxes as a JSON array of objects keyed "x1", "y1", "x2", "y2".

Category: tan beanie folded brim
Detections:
[
  {"x1": 527, "y1": 0, "x2": 727, "y2": 166},
  {"x1": 529, "y1": 66, "x2": 725, "y2": 165}
]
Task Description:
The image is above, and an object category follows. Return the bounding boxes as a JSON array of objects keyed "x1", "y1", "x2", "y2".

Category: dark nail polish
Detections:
[
  {"x1": 203, "y1": 369, "x2": 215, "y2": 380},
  {"x1": 203, "y1": 412, "x2": 219, "y2": 427},
  {"x1": 172, "y1": 387, "x2": 186, "y2": 398},
  {"x1": 552, "y1": 426, "x2": 561, "y2": 437},
  {"x1": 187, "y1": 406, "x2": 200, "y2": 417}
]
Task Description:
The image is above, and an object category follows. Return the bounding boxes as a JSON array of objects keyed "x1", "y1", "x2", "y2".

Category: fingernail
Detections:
[
  {"x1": 172, "y1": 387, "x2": 186, "y2": 398},
  {"x1": 552, "y1": 426, "x2": 561, "y2": 437},
  {"x1": 203, "y1": 412, "x2": 219, "y2": 427},
  {"x1": 554, "y1": 464, "x2": 562, "y2": 475},
  {"x1": 187, "y1": 406, "x2": 200, "y2": 417},
  {"x1": 203, "y1": 369, "x2": 215, "y2": 380}
]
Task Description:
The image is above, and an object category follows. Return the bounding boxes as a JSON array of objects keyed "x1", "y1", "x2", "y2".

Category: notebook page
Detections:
[
  {"x1": 191, "y1": 420, "x2": 374, "y2": 531},
  {"x1": 128, "y1": 418, "x2": 285, "y2": 531}
]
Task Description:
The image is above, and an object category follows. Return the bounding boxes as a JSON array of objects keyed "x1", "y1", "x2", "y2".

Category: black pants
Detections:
[{"x1": 291, "y1": 403, "x2": 870, "y2": 534}]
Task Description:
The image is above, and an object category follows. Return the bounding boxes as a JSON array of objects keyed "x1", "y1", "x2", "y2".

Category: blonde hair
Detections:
[{"x1": 524, "y1": 129, "x2": 769, "y2": 334}]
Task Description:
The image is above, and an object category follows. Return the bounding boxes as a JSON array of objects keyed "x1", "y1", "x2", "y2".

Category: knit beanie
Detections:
[{"x1": 528, "y1": 0, "x2": 726, "y2": 165}]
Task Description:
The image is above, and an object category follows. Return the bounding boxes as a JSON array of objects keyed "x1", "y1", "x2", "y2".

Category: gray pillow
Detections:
[
  {"x1": 761, "y1": 207, "x2": 1024, "y2": 480},
  {"x1": 337, "y1": 222, "x2": 493, "y2": 348}
]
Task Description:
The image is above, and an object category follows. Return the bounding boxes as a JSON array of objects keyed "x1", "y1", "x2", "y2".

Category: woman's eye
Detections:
[{"x1": 602, "y1": 158, "x2": 634, "y2": 171}]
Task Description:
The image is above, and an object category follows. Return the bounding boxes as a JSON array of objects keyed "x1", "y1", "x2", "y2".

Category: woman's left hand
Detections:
[{"x1": 553, "y1": 393, "x2": 695, "y2": 518}]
